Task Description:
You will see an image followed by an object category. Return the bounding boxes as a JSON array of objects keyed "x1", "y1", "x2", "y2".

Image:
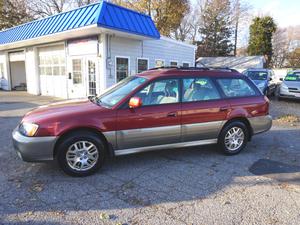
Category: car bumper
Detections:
[
  {"x1": 279, "y1": 93, "x2": 300, "y2": 99},
  {"x1": 249, "y1": 115, "x2": 272, "y2": 135},
  {"x1": 12, "y1": 129, "x2": 57, "y2": 162}
]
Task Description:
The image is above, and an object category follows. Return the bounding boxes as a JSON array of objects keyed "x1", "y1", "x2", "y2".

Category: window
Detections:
[
  {"x1": 135, "y1": 79, "x2": 179, "y2": 106},
  {"x1": 38, "y1": 49, "x2": 66, "y2": 77},
  {"x1": 72, "y1": 59, "x2": 82, "y2": 84},
  {"x1": 116, "y1": 57, "x2": 129, "y2": 82},
  {"x1": 182, "y1": 62, "x2": 190, "y2": 68},
  {"x1": 183, "y1": 78, "x2": 220, "y2": 102},
  {"x1": 137, "y1": 58, "x2": 148, "y2": 73},
  {"x1": 217, "y1": 78, "x2": 257, "y2": 97},
  {"x1": 155, "y1": 59, "x2": 165, "y2": 68},
  {"x1": 99, "y1": 76, "x2": 147, "y2": 108},
  {"x1": 247, "y1": 71, "x2": 268, "y2": 80},
  {"x1": 170, "y1": 61, "x2": 178, "y2": 67}
]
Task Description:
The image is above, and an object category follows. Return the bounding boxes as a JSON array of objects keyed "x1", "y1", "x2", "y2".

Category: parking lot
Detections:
[{"x1": 0, "y1": 91, "x2": 299, "y2": 225}]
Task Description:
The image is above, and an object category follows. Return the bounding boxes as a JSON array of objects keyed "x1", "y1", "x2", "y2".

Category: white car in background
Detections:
[{"x1": 279, "y1": 70, "x2": 300, "y2": 100}]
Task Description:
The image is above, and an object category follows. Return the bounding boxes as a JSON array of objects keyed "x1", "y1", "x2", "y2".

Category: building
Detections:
[
  {"x1": 196, "y1": 56, "x2": 266, "y2": 72},
  {"x1": 0, "y1": 1, "x2": 196, "y2": 98}
]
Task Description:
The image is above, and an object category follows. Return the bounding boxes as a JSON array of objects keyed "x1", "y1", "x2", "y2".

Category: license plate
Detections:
[{"x1": 295, "y1": 93, "x2": 300, "y2": 97}]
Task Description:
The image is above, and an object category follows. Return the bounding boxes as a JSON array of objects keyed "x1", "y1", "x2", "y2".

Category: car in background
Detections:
[
  {"x1": 12, "y1": 67, "x2": 272, "y2": 177},
  {"x1": 279, "y1": 70, "x2": 300, "y2": 100},
  {"x1": 243, "y1": 68, "x2": 277, "y2": 96}
]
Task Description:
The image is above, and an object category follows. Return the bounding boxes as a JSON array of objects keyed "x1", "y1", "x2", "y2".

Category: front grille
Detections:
[{"x1": 288, "y1": 88, "x2": 300, "y2": 93}]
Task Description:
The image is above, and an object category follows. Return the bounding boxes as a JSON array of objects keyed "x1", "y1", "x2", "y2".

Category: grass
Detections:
[{"x1": 275, "y1": 114, "x2": 300, "y2": 124}]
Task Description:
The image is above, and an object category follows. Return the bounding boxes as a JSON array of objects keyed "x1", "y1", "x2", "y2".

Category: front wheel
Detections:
[
  {"x1": 218, "y1": 121, "x2": 249, "y2": 155},
  {"x1": 56, "y1": 131, "x2": 106, "y2": 177}
]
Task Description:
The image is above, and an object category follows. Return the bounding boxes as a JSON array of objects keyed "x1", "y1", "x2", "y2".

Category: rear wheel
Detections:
[
  {"x1": 56, "y1": 131, "x2": 105, "y2": 177},
  {"x1": 218, "y1": 121, "x2": 249, "y2": 155}
]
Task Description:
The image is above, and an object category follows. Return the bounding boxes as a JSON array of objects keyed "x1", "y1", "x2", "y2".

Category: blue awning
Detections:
[{"x1": 0, "y1": 1, "x2": 160, "y2": 45}]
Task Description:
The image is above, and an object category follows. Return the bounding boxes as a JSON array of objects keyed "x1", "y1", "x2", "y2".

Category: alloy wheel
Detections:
[
  {"x1": 66, "y1": 141, "x2": 99, "y2": 171},
  {"x1": 224, "y1": 127, "x2": 245, "y2": 151}
]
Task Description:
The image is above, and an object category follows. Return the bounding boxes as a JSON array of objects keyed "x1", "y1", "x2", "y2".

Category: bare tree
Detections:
[
  {"x1": 72, "y1": 0, "x2": 98, "y2": 7},
  {"x1": 231, "y1": 0, "x2": 252, "y2": 56},
  {"x1": 272, "y1": 28, "x2": 291, "y2": 68},
  {"x1": 172, "y1": 1, "x2": 202, "y2": 43},
  {"x1": 26, "y1": 0, "x2": 99, "y2": 18},
  {"x1": 26, "y1": 0, "x2": 68, "y2": 18}
]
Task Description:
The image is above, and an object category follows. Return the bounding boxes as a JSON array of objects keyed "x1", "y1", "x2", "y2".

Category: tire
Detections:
[
  {"x1": 218, "y1": 121, "x2": 249, "y2": 155},
  {"x1": 56, "y1": 131, "x2": 106, "y2": 177}
]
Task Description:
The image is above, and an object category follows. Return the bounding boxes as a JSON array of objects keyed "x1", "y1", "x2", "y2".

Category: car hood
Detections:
[
  {"x1": 23, "y1": 99, "x2": 106, "y2": 123},
  {"x1": 283, "y1": 80, "x2": 300, "y2": 89}
]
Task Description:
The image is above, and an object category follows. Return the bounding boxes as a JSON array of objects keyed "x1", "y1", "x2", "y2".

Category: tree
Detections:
[
  {"x1": 231, "y1": 0, "x2": 251, "y2": 56},
  {"x1": 287, "y1": 49, "x2": 300, "y2": 68},
  {"x1": 111, "y1": 0, "x2": 189, "y2": 37},
  {"x1": 0, "y1": 0, "x2": 31, "y2": 30},
  {"x1": 271, "y1": 28, "x2": 291, "y2": 68},
  {"x1": 26, "y1": 0, "x2": 98, "y2": 18},
  {"x1": 247, "y1": 16, "x2": 277, "y2": 67},
  {"x1": 172, "y1": 0, "x2": 201, "y2": 42},
  {"x1": 197, "y1": 0, "x2": 234, "y2": 57}
]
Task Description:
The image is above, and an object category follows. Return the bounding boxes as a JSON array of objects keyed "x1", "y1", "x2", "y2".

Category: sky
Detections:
[
  {"x1": 251, "y1": 0, "x2": 300, "y2": 27},
  {"x1": 191, "y1": 0, "x2": 300, "y2": 28}
]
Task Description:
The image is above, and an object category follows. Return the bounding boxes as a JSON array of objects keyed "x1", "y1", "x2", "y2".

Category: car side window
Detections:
[
  {"x1": 183, "y1": 78, "x2": 221, "y2": 102},
  {"x1": 134, "y1": 79, "x2": 179, "y2": 106},
  {"x1": 217, "y1": 78, "x2": 256, "y2": 97}
]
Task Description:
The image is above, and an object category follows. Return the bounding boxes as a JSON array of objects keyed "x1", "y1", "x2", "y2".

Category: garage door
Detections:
[{"x1": 38, "y1": 45, "x2": 67, "y2": 98}]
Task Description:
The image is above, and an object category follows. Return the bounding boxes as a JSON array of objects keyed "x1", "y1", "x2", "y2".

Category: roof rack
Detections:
[{"x1": 149, "y1": 66, "x2": 238, "y2": 72}]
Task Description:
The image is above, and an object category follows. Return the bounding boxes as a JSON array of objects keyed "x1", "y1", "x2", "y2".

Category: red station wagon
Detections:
[{"x1": 12, "y1": 67, "x2": 272, "y2": 176}]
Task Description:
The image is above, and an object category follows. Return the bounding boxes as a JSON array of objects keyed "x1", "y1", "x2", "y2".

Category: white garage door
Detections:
[{"x1": 38, "y1": 45, "x2": 67, "y2": 98}]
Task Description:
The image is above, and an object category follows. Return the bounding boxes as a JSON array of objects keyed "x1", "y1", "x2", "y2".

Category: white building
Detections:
[
  {"x1": 196, "y1": 56, "x2": 266, "y2": 72},
  {"x1": 0, "y1": 1, "x2": 196, "y2": 98}
]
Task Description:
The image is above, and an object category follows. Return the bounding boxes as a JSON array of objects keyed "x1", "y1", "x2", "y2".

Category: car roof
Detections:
[
  {"x1": 246, "y1": 68, "x2": 270, "y2": 72},
  {"x1": 137, "y1": 67, "x2": 243, "y2": 80}
]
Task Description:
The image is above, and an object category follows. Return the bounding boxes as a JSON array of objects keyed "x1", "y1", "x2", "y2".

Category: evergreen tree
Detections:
[
  {"x1": 247, "y1": 16, "x2": 277, "y2": 67},
  {"x1": 197, "y1": 0, "x2": 233, "y2": 57}
]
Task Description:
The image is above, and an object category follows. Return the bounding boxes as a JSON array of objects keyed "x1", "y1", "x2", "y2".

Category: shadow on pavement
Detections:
[
  {"x1": 1, "y1": 124, "x2": 300, "y2": 223},
  {"x1": 0, "y1": 102, "x2": 39, "y2": 111}
]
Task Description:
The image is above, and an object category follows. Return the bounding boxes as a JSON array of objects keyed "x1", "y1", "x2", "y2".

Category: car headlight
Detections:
[
  {"x1": 19, "y1": 122, "x2": 39, "y2": 137},
  {"x1": 280, "y1": 83, "x2": 288, "y2": 91}
]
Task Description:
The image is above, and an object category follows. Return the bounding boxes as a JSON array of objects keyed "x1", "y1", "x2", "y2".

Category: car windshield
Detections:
[
  {"x1": 96, "y1": 76, "x2": 147, "y2": 108},
  {"x1": 247, "y1": 71, "x2": 268, "y2": 80},
  {"x1": 284, "y1": 72, "x2": 300, "y2": 82}
]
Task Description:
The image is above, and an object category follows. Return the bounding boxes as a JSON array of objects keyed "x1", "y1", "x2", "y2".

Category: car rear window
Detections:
[
  {"x1": 247, "y1": 71, "x2": 268, "y2": 80},
  {"x1": 217, "y1": 78, "x2": 257, "y2": 97}
]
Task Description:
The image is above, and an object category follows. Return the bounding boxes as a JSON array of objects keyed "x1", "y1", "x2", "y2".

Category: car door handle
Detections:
[
  {"x1": 220, "y1": 107, "x2": 229, "y2": 112},
  {"x1": 167, "y1": 112, "x2": 177, "y2": 117}
]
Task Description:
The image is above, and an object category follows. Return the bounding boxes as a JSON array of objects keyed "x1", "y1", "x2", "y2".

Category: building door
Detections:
[
  {"x1": 38, "y1": 45, "x2": 67, "y2": 98},
  {"x1": 68, "y1": 57, "x2": 98, "y2": 98},
  {"x1": 87, "y1": 58, "x2": 97, "y2": 96}
]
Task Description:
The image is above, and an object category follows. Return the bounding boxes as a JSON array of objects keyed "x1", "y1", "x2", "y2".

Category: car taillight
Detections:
[{"x1": 264, "y1": 96, "x2": 270, "y2": 114}]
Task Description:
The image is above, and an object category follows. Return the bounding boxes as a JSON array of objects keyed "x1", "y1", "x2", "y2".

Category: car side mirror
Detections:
[
  {"x1": 129, "y1": 97, "x2": 142, "y2": 109},
  {"x1": 280, "y1": 78, "x2": 283, "y2": 81}
]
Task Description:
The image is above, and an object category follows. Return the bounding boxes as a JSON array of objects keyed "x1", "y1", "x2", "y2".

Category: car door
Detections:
[
  {"x1": 181, "y1": 77, "x2": 229, "y2": 142},
  {"x1": 116, "y1": 78, "x2": 181, "y2": 150}
]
